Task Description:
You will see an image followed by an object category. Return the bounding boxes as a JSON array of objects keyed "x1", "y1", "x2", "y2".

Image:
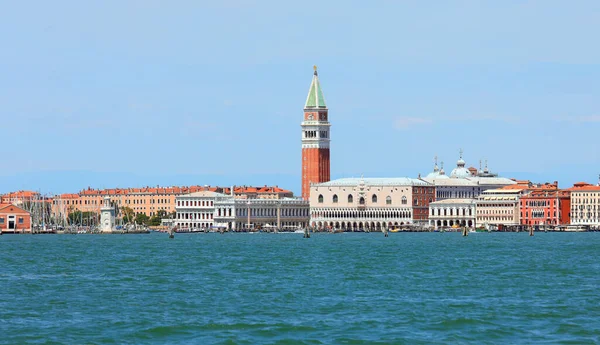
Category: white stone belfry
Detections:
[{"x1": 100, "y1": 196, "x2": 115, "y2": 232}]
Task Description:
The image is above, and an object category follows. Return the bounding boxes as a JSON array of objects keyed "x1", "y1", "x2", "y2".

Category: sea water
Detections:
[{"x1": 1, "y1": 232, "x2": 599, "y2": 344}]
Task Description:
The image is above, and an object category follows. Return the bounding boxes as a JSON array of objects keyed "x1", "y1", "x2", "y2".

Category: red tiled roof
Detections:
[{"x1": 566, "y1": 182, "x2": 600, "y2": 191}]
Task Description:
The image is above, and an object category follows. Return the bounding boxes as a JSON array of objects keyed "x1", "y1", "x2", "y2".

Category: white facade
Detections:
[
  {"x1": 310, "y1": 177, "x2": 435, "y2": 231},
  {"x1": 476, "y1": 188, "x2": 522, "y2": 228},
  {"x1": 570, "y1": 187, "x2": 600, "y2": 225},
  {"x1": 429, "y1": 198, "x2": 476, "y2": 229},
  {"x1": 177, "y1": 191, "x2": 310, "y2": 231},
  {"x1": 422, "y1": 154, "x2": 515, "y2": 201},
  {"x1": 175, "y1": 191, "x2": 223, "y2": 229},
  {"x1": 232, "y1": 198, "x2": 310, "y2": 231},
  {"x1": 100, "y1": 197, "x2": 115, "y2": 232}
]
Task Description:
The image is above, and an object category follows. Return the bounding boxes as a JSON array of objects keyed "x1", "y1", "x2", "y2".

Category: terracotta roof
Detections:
[
  {"x1": 0, "y1": 203, "x2": 29, "y2": 214},
  {"x1": 59, "y1": 185, "x2": 293, "y2": 198},
  {"x1": 1, "y1": 190, "x2": 40, "y2": 198},
  {"x1": 499, "y1": 185, "x2": 531, "y2": 190},
  {"x1": 566, "y1": 182, "x2": 600, "y2": 191},
  {"x1": 521, "y1": 190, "x2": 570, "y2": 198}
]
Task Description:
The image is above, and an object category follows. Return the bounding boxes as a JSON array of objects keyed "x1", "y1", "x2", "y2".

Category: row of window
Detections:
[
  {"x1": 431, "y1": 208, "x2": 473, "y2": 216},
  {"x1": 177, "y1": 200, "x2": 214, "y2": 207},
  {"x1": 319, "y1": 194, "x2": 401, "y2": 205},
  {"x1": 178, "y1": 213, "x2": 214, "y2": 220},
  {"x1": 0, "y1": 218, "x2": 24, "y2": 224},
  {"x1": 311, "y1": 210, "x2": 412, "y2": 219}
]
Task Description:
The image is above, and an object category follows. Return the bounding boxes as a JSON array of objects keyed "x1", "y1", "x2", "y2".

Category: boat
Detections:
[{"x1": 390, "y1": 228, "x2": 401, "y2": 233}]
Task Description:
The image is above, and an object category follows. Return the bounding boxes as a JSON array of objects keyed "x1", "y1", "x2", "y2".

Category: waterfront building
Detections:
[
  {"x1": 51, "y1": 185, "x2": 293, "y2": 221},
  {"x1": 228, "y1": 198, "x2": 310, "y2": 231},
  {"x1": 175, "y1": 190, "x2": 310, "y2": 231},
  {"x1": 519, "y1": 182, "x2": 570, "y2": 227},
  {"x1": 568, "y1": 182, "x2": 600, "y2": 225},
  {"x1": 1, "y1": 190, "x2": 41, "y2": 205},
  {"x1": 100, "y1": 197, "x2": 116, "y2": 232},
  {"x1": 0, "y1": 204, "x2": 31, "y2": 233},
  {"x1": 428, "y1": 198, "x2": 476, "y2": 229},
  {"x1": 301, "y1": 66, "x2": 331, "y2": 200},
  {"x1": 175, "y1": 191, "x2": 223, "y2": 229},
  {"x1": 475, "y1": 185, "x2": 530, "y2": 229},
  {"x1": 421, "y1": 152, "x2": 515, "y2": 201},
  {"x1": 309, "y1": 177, "x2": 435, "y2": 231}
]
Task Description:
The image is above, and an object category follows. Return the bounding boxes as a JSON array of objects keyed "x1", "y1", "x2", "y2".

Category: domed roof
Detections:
[
  {"x1": 437, "y1": 162, "x2": 450, "y2": 179},
  {"x1": 450, "y1": 149, "x2": 470, "y2": 178},
  {"x1": 426, "y1": 158, "x2": 440, "y2": 178},
  {"x1": 451, "y1": 167, "x2": 471, "y2": 178}
]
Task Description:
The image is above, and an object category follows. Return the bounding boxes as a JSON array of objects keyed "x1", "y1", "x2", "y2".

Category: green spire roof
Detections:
[{"x1": 304, "y1": 67, "x2": 327, "y2": 108}]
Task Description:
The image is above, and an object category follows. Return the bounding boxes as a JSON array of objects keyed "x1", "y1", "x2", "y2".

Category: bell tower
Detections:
[{"x1": 301, "y1": 66, "x2": 331, "y2": 200}]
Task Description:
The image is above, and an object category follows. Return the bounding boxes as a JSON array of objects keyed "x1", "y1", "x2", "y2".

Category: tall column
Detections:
[
  {"x1": 277, "y1": 203, "x2": 281, "y2": 229},
  {"x1": 247, "y1": 204, "x2": 251, "y2": 229}
]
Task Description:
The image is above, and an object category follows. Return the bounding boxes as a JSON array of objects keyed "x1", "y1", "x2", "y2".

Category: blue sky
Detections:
[{"x1": 1, "y1": 1, "x2": 599, "y2": 195}]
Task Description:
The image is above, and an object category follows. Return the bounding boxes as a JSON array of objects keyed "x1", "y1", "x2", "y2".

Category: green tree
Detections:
[
  {"x1": 121, "y1": 207, "x2": 135, "y2": 224},
  {"x1": 135, "y1": 213, "x2": 150, "y2": 226}
]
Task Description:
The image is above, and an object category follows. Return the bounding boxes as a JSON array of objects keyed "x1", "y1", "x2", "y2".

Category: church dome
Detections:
[
  {"x1": 450, "y1": 150, "x2": 470, "y2": 178},
  {"x1": 426, "y1": 157, "x2": 440, "y2": 178},
  {"x1": 451, "y1": 167, "x2": 471, "y2": 178},
  {"x1": 437, "y1": 162, "x2": 450, "y2": 179}
]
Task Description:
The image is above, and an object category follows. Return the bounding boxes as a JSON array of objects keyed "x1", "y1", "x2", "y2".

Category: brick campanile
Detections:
[{"x1": 301, "y1": 66, "x2": 331, "y2": 200}]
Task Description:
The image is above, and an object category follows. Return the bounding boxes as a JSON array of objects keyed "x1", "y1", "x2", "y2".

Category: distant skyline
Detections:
[{"x1": 1, "y1": 1, "x2": 599, "y2": 195}]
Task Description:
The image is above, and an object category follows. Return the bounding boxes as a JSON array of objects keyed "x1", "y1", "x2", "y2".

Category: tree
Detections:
[
  {"x1": 156, "y1": 209, "x2": 167, "y2": 219},
  {"x1": 135, "y1": 213, "x2": 149, "y2": 226},
  {"x1": 121, "y1": 207, "x2": 135, "y2": 224}
]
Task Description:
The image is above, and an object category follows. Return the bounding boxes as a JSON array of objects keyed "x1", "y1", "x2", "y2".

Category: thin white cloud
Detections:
[{"x1": 394, "y1": 117, "x2": 433, "y2": 129}]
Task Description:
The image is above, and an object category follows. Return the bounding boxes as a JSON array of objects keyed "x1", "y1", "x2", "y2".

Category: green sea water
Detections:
[{"x1": 1, "y1": 232, "x2": 600, "y2": 344}]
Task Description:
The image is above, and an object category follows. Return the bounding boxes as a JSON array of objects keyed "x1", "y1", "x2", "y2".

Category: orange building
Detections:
[
  {"x1": 0, "y1": 204, "x2": 32, "y2": 233},
  {"x1": 51, "y1": 185, "x2": 293, "y2": 219},
  {"x1": 518, "y1": 182, "x2": 571, "y2": 227},
  {"x1": 1, "y1": 190, "x2": 41, "y2": 205},
  {"x1": 301, "y1": 66, "x2": 331, "y2": 200}
]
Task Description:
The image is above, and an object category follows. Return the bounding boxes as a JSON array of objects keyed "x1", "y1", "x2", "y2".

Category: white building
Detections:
[
  {"x1": 176, "y1": 190, "x2": 310, "y2": 231},
  {"x1": 229, "y1": 198, "x2": 310, "y2": 231},
  {"x1": 429, "y1": 198, "x2": 476, "y2": 229},
  {"x1": 100, "y1": 196, "x2": 115, "y2": 232},
  {"x1": 310, "y1": 177, "x2": 435, "y2": 231},
  {"x1": 569, "y1": 182, "x2": 600, "y2": 226},
  {"x1": 175, "y1": 191, "x2": 223, "y2": 230},
  {"x1": 422, "y1": 153, "x2": 515, "y2": 201},
  {"x1": 476, "y1": 188, "x2": 524, "y2": 229}
]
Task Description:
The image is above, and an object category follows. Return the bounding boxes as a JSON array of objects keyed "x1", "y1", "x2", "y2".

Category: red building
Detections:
[
  {"x1": 301, "y1": 66, "x2": 331, "y2": 200},
  {"x1": 412, "y1": 185, "x2": 436, "y2": 222},
  {"x1": 0, "y1": 204, "x2": 32, "y2": 233},
  {"x1": 519, "y1": 182, "x2": 571, "y2": 226}
]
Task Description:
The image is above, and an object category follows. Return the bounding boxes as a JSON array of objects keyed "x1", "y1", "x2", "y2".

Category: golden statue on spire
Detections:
[{"x1": 313, "y1": 65, "x2": 317, "y2": 71}]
